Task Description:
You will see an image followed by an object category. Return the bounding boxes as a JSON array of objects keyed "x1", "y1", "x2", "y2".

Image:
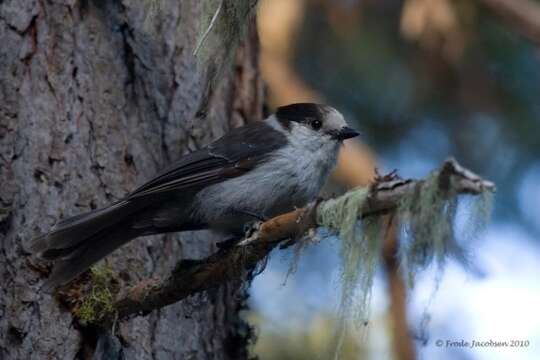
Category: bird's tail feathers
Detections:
[
  {"x1": 31, "y1": 200, "x2": 148, "y2": 290},
  {"x1": 31, "y1": 200, "x2": 143, "y2": 255},
  {"x1": 41, "y1": 223, "x2": 140, "y2": 291}
]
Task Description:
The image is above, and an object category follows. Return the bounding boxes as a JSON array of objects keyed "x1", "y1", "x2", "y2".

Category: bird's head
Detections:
[{"x1": 274, "y1": 103, "x2": 359, "y2": 145}]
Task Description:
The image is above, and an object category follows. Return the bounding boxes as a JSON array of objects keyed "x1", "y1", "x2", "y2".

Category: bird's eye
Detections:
[{"x1": 311, "y1": 119, "x2": 322, "y2": 130}]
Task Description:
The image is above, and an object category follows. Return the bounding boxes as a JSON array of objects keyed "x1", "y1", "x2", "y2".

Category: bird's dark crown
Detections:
[{"x1": 275, "y1": 103, "x2": 330, "y2": 129}]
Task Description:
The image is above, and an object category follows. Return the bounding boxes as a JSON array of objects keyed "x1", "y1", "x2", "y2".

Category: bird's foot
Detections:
[
  {"x1": 373, "y1": 167, "x2": 401, "y2": 183},
  {"x1": 237, "y1": 221, "x2": 263, "y2": 246}
]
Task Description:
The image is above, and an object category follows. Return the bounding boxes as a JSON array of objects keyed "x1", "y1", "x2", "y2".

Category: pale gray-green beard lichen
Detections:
[
  {"x1": 314, "y1": 176, "x2": 493, "y2": 358},
  {"x1": 397, "y1": 174, "x2": 493, "y2": 342},
  {"x1": 317, "y1": 188, "x2": 384, "y2": 359},
  {"x1": 462, "y1": 191, "x2": 493, "y2": 244},
  {"x1": 283, "y1": 232, "x2": 314, "y2": 285},
  {"x1": 397, "y1": 173, "x2": 455, "y2": 286},
  {"x1": 397, "y1": 172, "x2": 493, "y2": 287},
  {"x1": 317, "y1": 188, "x2": 383, "y2": 323}
]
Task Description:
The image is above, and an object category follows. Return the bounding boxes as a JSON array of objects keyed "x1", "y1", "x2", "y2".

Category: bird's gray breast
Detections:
[{"x1": 192, "y1": 140, "x2": 339, "y2": 233}]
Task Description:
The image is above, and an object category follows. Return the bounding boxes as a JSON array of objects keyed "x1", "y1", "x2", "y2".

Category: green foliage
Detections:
[{"x1": 76, "y1": 265, "x2": 118, "y2": 326}]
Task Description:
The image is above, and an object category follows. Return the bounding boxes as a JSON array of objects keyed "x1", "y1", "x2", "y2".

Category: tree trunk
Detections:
[{"x1": 0, "y1": 0, "x2": 262, "y2": 358}]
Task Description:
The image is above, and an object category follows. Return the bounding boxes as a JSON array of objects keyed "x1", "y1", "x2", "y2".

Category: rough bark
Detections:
[{"x1": 0, "y1": 0, "x2": 261, "y2": 359}]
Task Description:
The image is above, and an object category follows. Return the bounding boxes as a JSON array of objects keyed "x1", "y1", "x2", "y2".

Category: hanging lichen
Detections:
[
  {"x1": 396, "y1": 170, "x2": 494, "y2": 287},
  {"x1": 316, "y1": 187, "x2": 386, "y2": 358},
  {"x1": 312, "y1": 167, "x2": 494, "y2": 359},
  {"x1": 449, "y1": 190, "x2": 494, "y2": 272},
  {"x1": 461, "y1": 191, "x2": 493, "y2": 243},
  {"x1": 282, "y1": 229, "x2": 317, "y2": 286},
  {"x1": 317, "y1": 188, "x2": 369, "y2": 238},
  {"x1": 397, "y1": 173, "x2": 455, "y2": 286},
  {"x1": 334, "y1": 216, "x2": 385, "y2": 359},
  {"x1": 394, "y1": 177, "x2": 493, "y2": 344},
  {"x1": 317, "y1": 187, "x2": 385, "y2": 321}
]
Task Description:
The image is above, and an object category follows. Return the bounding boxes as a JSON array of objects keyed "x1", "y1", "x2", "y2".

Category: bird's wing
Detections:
[{"x1": 127, "y1": 121, "x2": 287, "y2": 199}]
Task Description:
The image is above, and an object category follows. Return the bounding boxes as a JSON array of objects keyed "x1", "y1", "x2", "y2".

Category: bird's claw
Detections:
[
  {"x1": 374, "y1": 167, "x2": 401, "y2": 183},
  {"x1": 237, "y1": 221, "x2": 263, "y2": 246}
]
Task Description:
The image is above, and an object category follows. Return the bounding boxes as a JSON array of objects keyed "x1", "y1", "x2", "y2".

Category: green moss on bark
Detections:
[{"x1": 75, "y1": 266, "x2": 119, "y2": 326}]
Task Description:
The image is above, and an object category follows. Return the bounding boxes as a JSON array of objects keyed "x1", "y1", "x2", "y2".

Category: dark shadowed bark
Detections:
[{"x1": 0, "y1": 0, "x2": 262, "y2": 358}]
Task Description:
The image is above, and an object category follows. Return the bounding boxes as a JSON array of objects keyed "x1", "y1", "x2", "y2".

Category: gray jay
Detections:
[{"x1": 32, "y1": 103, "x2": 359, "y2": 289}]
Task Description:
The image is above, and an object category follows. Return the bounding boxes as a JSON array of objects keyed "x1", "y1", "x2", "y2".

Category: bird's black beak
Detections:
[{"x1": 335, "y1": 126, "x2": 360, "y2": 140}]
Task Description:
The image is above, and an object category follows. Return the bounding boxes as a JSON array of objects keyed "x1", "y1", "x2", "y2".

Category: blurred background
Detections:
[{"x1": 249, "y1": 0, "x2": 540, "y2": 359}]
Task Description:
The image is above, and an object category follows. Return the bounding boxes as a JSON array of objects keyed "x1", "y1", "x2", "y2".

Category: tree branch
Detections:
[
  {"x1": 84, "y1": 158, "x2": 493, "y2": 326},
  {"x1": 113, "y1": 207, "x2": 312, "y2": 321}
]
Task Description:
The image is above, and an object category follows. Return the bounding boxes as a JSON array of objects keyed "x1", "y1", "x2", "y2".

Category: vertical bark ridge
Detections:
[{"x1": 0, "y1": 0, "x2": 261, "y2": 358}]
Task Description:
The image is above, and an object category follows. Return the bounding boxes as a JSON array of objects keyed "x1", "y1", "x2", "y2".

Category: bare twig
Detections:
[{"x1": 81, "y1": 158, "x2": 493, "y2": 326}]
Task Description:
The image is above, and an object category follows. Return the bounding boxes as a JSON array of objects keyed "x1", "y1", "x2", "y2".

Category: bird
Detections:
[{"x1": 32, "y1": 103, "x2": 360, "y2": 290}]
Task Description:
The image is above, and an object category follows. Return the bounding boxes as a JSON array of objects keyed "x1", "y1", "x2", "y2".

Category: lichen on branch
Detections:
[
  {"x1": 317, "y1": 187, "x2": 382, "y2": 326},
  {"x1": 398, "y1": 170, "x2": 494, "y2": 286},
  {"x1": 66, "y1": 158, "x2": 494, "y2": 329},
  {"x1": 313, "y1": 159, "x2": 494, "y2": 358}
]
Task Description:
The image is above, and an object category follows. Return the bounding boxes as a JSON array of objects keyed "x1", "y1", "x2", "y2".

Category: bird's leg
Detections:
[
  {"x1": 217, "y1": 220, "x2": 262, "y2": 249},
  {"x1": 216, "y1": 209, "x2": 267, "y2": 250},
  {"x1": 215, "y1": 213, "x2": 267, "y2": 251},
  {"x1": 235, "y1": 221, "x2": 263, "y2": 247},
  {"x1": 243, "y1": 220, "x2": 262, "y2": 238},
  {"x1": 234, "y1": 209, "x2": 268, "y2": 243}
]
